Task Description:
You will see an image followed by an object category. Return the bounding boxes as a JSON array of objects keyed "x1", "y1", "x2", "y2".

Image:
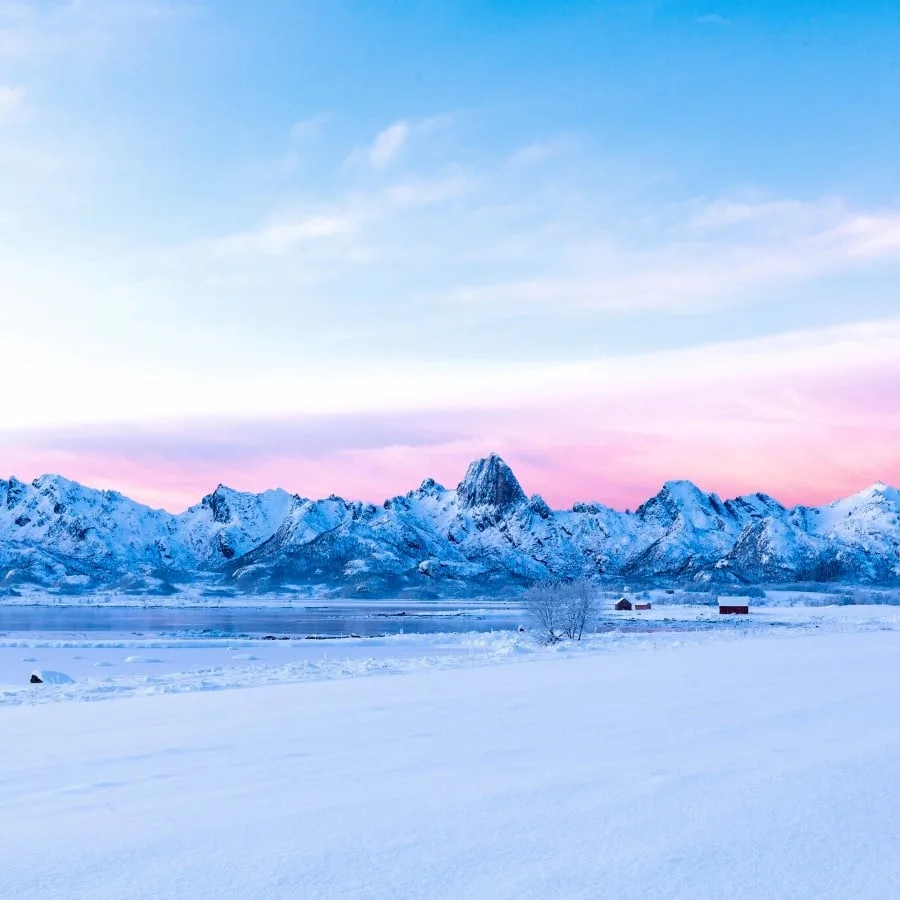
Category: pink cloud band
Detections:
[{"x1": 1, "y1": 353, "x2": 897, "y2": 512}]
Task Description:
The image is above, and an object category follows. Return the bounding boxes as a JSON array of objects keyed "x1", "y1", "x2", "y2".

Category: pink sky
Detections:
[{"x1": 3, "y1": 348, "x2": 897, "y2": 513}]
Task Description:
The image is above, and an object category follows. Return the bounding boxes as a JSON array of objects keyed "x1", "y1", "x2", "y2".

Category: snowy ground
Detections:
[
  {"x1": 2, "y1": 607, "x2": 900, "y2": 897},
  {"x1": 3, "y1": 604, "x2": 899, "y2": 705}
]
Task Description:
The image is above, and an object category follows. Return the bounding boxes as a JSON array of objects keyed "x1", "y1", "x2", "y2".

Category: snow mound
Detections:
[{"x1": 31, "y1": 670, "x2": 75, "y2": 684}]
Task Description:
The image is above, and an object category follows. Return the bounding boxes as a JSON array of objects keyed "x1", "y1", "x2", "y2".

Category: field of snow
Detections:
[
  {"x1": 3, "y1": 604, "x2": 900, "y2": 704},
  {"x1": 2, "y1": 607, "x2": 900, "y2": 898}
]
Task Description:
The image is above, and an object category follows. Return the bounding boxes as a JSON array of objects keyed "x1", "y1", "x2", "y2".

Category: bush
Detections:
[
  {"x1": 522, "y1": 582, "x2": 562, "y2": 643},
  {"x1": 523, "y1": 579, "x2": 598, "y2": 642}
]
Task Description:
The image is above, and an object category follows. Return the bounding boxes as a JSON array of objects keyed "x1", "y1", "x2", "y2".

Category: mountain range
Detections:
[{"x1": 1, "y1": 454, "x2": 898, "y2": 596}]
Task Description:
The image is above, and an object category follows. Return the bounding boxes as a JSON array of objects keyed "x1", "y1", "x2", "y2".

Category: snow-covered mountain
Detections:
[{"x1": 1, "y1": 455, "x2": 898, "y2": 595}]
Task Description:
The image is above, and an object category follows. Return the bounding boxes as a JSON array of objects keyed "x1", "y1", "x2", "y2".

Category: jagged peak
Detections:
[
  {"x1": 204, "y1": 483, "x2": 289, "y2": 501},
  {"x1": 528, "y1": 494, "x2": 552, "y2": 519},
  {"x1": 818, "y1": 481, "x2": 900, "y2": 511},
  {"x1": 658, "y1": 479, "x2": 709, "y2": 500},
  {"x1": 32, "y1": 473, "x2": 83, "y2": 493},
  {"x1": 572, "y1": 501, "x2": 607, "y2": 514},
  {"x1": 635, "y1": 479, "x2": 734, "y2": 528},
  {"x1": 405, "y1": 477, "x2": 448, "y2": 500},
  {"x1": 857, "y1": 481, "x2": 898, "y2": 501},
  {"x1": 456, "y1": 453, "x2": 526, "y2": 511},
  {"x1": 728, "y1": 492, "x2": 786, "y2": 516},
  {"x1": 638, "y1": 480, "x2": 706, "y2": 512}
]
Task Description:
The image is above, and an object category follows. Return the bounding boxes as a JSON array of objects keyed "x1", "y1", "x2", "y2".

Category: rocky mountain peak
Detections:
[
  {"x1": 528, "y1": 494, "x2": 552, "y2": 519},
  {"x1": 859, "y1": 481, "x2": 898, "y2": 503},
  {"x1": 416, "y1": 477, "x2": 446, "y2": 495},
  {"x1": 456, "y1": 454, "x2": 526, "y2": 511},
  {"x1": 0, "y1": 466, "x2": 896, "y2": 593},
  {"x1": 202, "y1": 485, "x2": 234, "y2": 524}
]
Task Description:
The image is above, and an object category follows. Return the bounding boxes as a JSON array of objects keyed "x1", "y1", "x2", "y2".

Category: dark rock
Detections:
[
  {"x1": 457, "y1": 454, "x2": 526, "y2": 511},
  {"x1": 203, "y1": 486, "x2": 232, "y2": 524}
]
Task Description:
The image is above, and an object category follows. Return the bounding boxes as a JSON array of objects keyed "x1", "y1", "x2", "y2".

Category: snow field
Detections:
[
  {"x1": 1, "y1": 628, "x2": 899, "y2": 899},
  {"x1": 3, "y1": 605, "x2": 900, "y2": 705}
]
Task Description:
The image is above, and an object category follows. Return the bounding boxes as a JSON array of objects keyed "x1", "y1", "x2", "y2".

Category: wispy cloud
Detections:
[
  {"x1": 506, "y1": 138, "x2": 573, "y2": 170},
  {"x1": 367, "y1": 120, "x2": 410, "y2": 167},
  {"x1": 0, "y1": 0, "x2": 187, "y2": 62},
  {"x1": 213, "y1": 215, "x2": 355, "y2": 256},
  {"x1": 452, "y1": 197, "x2": 900, "y2": 313},
  {"x1": 343, "y1": 116, "x2": 455, "y2": 171},
  {"x1": 207, "y1": 172, "x2": 471, "y2": 263},
  {"x1": 289, "y1": 113, "x2": 328, "y2": 142},
  {"x1": 0, "y1": 84, "x2": 23, "y2": 121},
  {"x1": 696, "y1": 13, "x2": 729, "y2": 26},
  {"x1": 690, "y1": 198, "x2": 816, "y2": 229},
  {"x1": 4, "y1": 315, "x2": 898, "y2": 510}
]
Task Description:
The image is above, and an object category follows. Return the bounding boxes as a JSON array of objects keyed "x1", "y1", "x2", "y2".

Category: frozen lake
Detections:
[
  {"x1": 0, "y1": 598, "x2": 823, "y2": 640},
  {"x1": 0, "y1": 601, "x2": 526, "y2": 638}
]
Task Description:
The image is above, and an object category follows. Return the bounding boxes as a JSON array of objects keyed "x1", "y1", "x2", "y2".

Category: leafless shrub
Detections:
[
  {"x1": 523, "y1": 581, "x2": 563, "y2": 643},
  {"x1": 559, "y1": 578, "x2": 598, "y2": 640},
  {"x1": 523, "y1": 579, "x2": 598, "y2": 642}
]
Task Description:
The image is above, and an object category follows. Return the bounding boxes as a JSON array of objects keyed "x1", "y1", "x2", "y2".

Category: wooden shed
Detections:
[
  {"x1": 634, "y1": 602, "x2": 652, "y2": 611},
  {"x1": 718, "y1": 597, "x2": 750, "y2": 615},
  {"x1": 614, "y1": 598, "x2": 633, "y2": 611}
]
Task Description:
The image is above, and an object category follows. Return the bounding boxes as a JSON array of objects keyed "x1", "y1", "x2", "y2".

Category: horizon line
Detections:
[{"x1": 2, "y1": 454, "x2": 893, "y2": 518}]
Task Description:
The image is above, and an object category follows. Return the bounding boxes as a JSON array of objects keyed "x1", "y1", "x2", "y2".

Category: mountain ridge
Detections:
[{"x1": 1, "y1": 454, "x2": 897, "y2": 595}]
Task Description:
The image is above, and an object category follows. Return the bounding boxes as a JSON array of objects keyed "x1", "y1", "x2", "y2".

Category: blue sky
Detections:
[{"x1": 1, "y1": 1, "x2": 899, "y2": 508}]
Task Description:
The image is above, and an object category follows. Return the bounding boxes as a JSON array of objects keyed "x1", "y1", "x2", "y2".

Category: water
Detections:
[{"x1": 0, "y1": 602, "x2": 525, "y2": 638}]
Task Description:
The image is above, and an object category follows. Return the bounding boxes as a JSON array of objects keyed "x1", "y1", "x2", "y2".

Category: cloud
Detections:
[
  {"x1": 289, "y1": 114, "x2": 327, "y2": 142},
  {"x1": 3, "y1": 315, "x2": 898, "y2": 511},
  {"x1": 506, "y1": 138, "x2": 573, "y2": 170},
  {"x1": 0, "y1": 1, "x2": 186, "y2": 62},
  {"x1": 213, "y1": 215, "x2": 355, "y2": 256},
  {"x1": 0, "y1": 84, "x2": 23, "y2": 120},
  {"x1": 697, "y1": 13, "x2": 729, "y2": 26},
  {"x1": 368, "y1": 120, "x2": 410, "y2": 167},
  {"x1": 452, "y1": 197, "x2": 900, "y2": 313},
  {"x1": 835, "y1": 213, "x2": 900, "y2": 258},
  {"x1": 381, "y1": 172, "x2": 470, "y2": 207},
  {"x1": 690, "y1": 198, "x2": 815, "y2": 229},
  {"x1": 206, "y1": 171, "x2": 471, "y2": 265},
  {"x1": 343, "y1": 116, "x2": 456, "y2": 170}
]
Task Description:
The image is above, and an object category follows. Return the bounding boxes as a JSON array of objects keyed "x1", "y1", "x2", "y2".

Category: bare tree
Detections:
[
  {"x1": 522, "y1": 581, "x2": 563, "y2": 643},
  {"x1": 559, "y1": 578, "x2": 598, "y2": 641},
  {"x1": 522, "y1": 579, "x2": 598, "y2": 642}
]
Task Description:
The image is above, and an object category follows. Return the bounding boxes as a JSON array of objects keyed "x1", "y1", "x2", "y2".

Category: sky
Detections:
[{"x1": 1, "y1": 0, "x2": 899, "y2": 512}]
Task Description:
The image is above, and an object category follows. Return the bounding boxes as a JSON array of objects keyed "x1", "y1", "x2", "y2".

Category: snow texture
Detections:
[{"x1": 1, "y1": 613, "x2": 899, "y2": 899}]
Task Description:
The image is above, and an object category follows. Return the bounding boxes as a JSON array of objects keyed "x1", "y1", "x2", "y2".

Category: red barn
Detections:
[
  {"x1": 634, "y1": 602, "x2": 652, "y2": 611},
  {"x1": 718, "y1": 597, "x2": 750, "y2": 615},
  {"x1": 614, "y1": 598, "x2": 633, "y2": 611}
]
